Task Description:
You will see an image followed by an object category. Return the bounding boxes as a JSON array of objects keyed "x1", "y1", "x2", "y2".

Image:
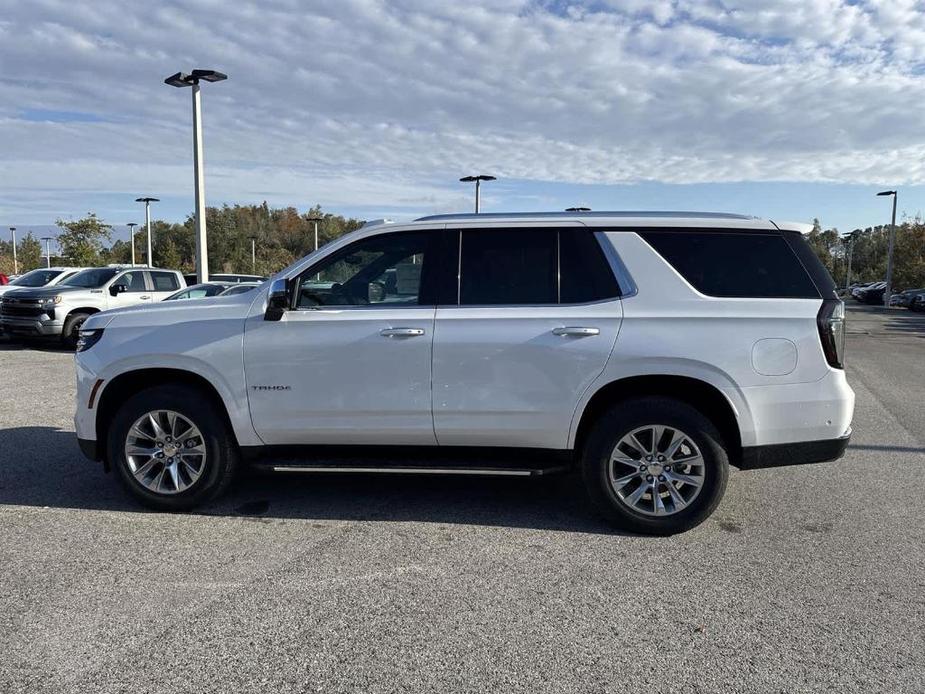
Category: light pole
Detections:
[
  {"x1": 165, "y1": 69, "x2": 227, "y2": 283},
  {"x1": 126, "y1": 223, "x2": 139, "y2": 266},
  {"x1": 306, "y1": 216, "x2": 323, "y2": 252},
  {"x1": 250, "y1": 236, "x2": 257, "y2": 274},
  {"x1": 135, "y1": 197, "x2": 159, "y2": 267},
  {"x1": 9, "y1": 227, "x2": 17, "y2": 275},
  {"x1": 877, "y1": 190, "x2": 898, "y2": 307},
  {"x1": 41, "y1": 237, "x2": 53, "y2": 268},
  {"x1": 459, "y1": 175, "x2": 496, "y2": 213}
]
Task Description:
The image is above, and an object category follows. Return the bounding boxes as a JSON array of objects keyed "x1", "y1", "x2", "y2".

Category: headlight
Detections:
[
  {"x1": 42, "y1": 295, "x2": 63, "y2": 305},
  {"x1": 75, "y1": 328, "x2": 104, "y2": 352}
]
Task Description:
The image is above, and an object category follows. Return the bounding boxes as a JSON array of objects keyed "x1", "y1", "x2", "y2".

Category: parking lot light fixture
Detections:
[
  {"x1": 126, "y1": 223, "x2": 139, "y2": 266},
  {"x1": 459, "y1": 175, "x2": 496, "y2": 213},
  {"x1": 135, "y1": 197, "x2": 159, "y2": 267},
  {"x1": 165, "y1": 69, "x2": 227, "y2": 283},
  {"x1": 877, "y1": 190, "x2": 898, "y2": 307},
  {"x1": 306, "y1": 216, "x2": 323, "y2": 251},
  {"x1": 565, "y1": 207, "x2": 591, "y2": 212},
  {"x1": 9, "y1": 227, "x2": 17, "y2": 275},
  {"x1": 41, "y1": 237, "x2": 53, "y2": 268}
]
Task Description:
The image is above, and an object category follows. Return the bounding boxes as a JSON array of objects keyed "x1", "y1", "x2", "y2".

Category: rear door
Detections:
[
  {"x1": 431, "y1": 225, "x2": 624, "y2": 449},
  {"x1": 148, "y1": 271, "x2": 183, "y2": 302}
]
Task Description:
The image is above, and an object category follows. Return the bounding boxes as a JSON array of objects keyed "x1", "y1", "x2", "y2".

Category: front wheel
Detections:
[
  {"x1": 581, "y1": 397, "x2": 729, "y2": 535},
  {"x1": 108, "y1": 384, "x2": 239, "y2": 511},
  {"x1": 61, "y1": 311, "x2": 90, "y2": 349}
]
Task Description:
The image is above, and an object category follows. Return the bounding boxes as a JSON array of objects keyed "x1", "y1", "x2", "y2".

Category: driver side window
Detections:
[
  {"x1": 296, "y1": 231, "x2": 432, "y2": 308},
  {"x1": 117, "y1": 271, "x2": 147, "y2": 292}
]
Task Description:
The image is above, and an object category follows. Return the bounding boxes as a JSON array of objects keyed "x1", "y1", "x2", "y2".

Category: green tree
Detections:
[
  {"x1": 56, "y1": 213, "x2": 112, "y2": 266},
  {"x1": 18, "y1": 233, "x2": 43, "y2": 271}
]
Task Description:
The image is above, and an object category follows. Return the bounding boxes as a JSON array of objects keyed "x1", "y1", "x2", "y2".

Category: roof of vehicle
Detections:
[{"x1": 395, "y1": 211, "x2": 802, "y2": 232}]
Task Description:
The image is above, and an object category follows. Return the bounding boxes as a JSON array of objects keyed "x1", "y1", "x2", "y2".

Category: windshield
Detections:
[
  {"x1": 10, "y1": 269, "x2": 64, "y2": 287},
  {"x1": 61, "y1": 268, "x2": 119, "y2": 288}
]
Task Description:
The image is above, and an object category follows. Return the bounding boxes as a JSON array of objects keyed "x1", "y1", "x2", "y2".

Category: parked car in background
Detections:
[
  {"x1": 0, "y1": 265, "x2": 184, "y2": 347},
  {"x1": 165, "y1": 282, "x2": 260, "y2": 301},
  {"x1": 0, "y1": 267, "x2": 81, "y2": 298},
  {"x1": 854, "y1": 281, "x2": 887, "y2": 304},
  {"x1": 909, "y1": 292, "x2": 925, "y2": 312},
  {"x1": 182, "y1": 273, "x2": 266, "y2": 286},
  {"x1": 74, "y1": 211, "x2": 853, "y2": 535},
  {"x1": 889, "y1": 288, "x2": 925, "y2": 308},
  {"x1": 0, "y1": 273, "x2": 8, "y2": 285}
]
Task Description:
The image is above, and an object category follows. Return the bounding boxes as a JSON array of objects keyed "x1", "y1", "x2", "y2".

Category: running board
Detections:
[{"x1": 267, "y1": 464, "x2": 569, "y2": 477}]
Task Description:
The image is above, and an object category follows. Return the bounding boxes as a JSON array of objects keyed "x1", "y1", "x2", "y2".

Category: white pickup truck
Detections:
[{"x1": 0, "y1": 265, "x2": 185, "y2": 347}]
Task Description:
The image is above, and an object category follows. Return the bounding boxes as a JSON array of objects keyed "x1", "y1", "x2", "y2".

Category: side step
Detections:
[
  {"x1": 244, "y1": 445, "x2": 575, "y2": 478},
  {"x1": 266, "y1": 464, "x2": 569, "y2": 477}
]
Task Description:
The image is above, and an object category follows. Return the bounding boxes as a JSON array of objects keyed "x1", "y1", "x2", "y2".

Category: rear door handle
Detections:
[
  {"x1": 380, "y1": 327, "x2": 425, "y2": 337},
  {"x1": 552, "y1": 326, "x2": 600, "y2": 337}
]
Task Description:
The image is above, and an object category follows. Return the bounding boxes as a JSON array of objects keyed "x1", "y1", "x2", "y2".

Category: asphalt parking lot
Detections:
[{"x1": 1, "y1": 304, "x2": 923, "y2": 694}]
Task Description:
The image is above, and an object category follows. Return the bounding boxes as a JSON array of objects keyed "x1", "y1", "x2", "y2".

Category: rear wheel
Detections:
[
  {"x1": 108, "y1": 384, "x2": 239, "y2": 511},
  {"x1": 581, "y1": 397, "x2": 729, "y2": 535},
  {"x1": 61, "y1": 311, "x2": 90, "y2": 349}
]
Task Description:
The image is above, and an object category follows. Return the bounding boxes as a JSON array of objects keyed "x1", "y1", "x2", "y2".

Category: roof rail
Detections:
[{"x1": 414, "y1": 211, "x2": 757, "y2": 222}]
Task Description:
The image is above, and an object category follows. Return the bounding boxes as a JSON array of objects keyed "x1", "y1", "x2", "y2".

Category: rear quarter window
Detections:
[{"x1": 639, "y1": 230, "x2": 821, "y2": 299}]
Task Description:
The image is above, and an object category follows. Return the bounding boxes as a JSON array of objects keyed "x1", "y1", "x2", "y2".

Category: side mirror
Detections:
[
  {"x1": 264, "y1": 278, "x2": 290, "y2": 321},
  {"x1": 109, "y1": 284, "x2": 127, "y2": 296}
]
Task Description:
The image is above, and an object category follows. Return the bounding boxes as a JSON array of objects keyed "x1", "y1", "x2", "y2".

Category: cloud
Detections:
[{"x1": 2, "y1": 0, "x2": 925, "y2": 222}]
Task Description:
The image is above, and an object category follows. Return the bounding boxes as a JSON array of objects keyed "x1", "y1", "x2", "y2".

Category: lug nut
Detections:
[
  {"x1": 645, "y1": 475, "x2": 654, "y2": 482},
  {"x1": 167, "y1": 457, "x2": 174, "y2": 464},
  {"x1": 155, "y1": 452, "x2": 164, "y2": 459},
  {"x1": 166, "y1": 437, "x2": 173, "y2": 443},
  {"x1": 638, "y1": 464, "x2": 646, "y2": 472},
  {"x1": 156, "y1": 442, "x2": 164, "y2": 448},
  {"x1": 657, "y1": 455, "x2": 665, "y2": 462},
  {"x1": 658, "y1": 474, "x2": 665, "y2": 481}
]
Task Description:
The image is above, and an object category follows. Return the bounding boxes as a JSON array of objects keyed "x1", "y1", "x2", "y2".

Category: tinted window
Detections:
[
  {"x1": 151, "y1": 271, "x2": 180, "y2": 292},
  {"x1": 117, "y1": 271, "x2": 147, "y2": 292},
  {"x1": 10, "y1": 269, "x2": 63, "y2": 287},
  {"x1": 640, "y1": 231, "x2": 820, "y2": 299},
  {"x1": 61, "y1": 268, "x2": 119, "y2": 288},
  {"x1": 297, "y1": 231, "x2": 433, "y2": 308},
  {"x1": 560, "y1": 231, "x2": 621, "y2": 303},
  {"x1": 781, "y1": 231, "x2": 837, "y2": 298},
  {"x1": 460, "y1": 229, "x2": 557, "y2": 305}
]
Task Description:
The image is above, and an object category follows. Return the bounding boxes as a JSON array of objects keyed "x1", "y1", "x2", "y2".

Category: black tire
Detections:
[
  {"x1": 108, "y1": 384, "x2": 239, "y2": 511},
  {"x1": 61, "y1": 311, "x2": 90, "y2": 349},
  {"x1": 581, "y1": 396, "x2": 729, "y2": 535}
]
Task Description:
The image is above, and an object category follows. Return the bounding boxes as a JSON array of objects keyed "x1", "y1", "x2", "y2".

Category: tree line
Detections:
[
  {"x1": 0, "y1": 204, "x2": 365, "y2": 277},
  {"x1": 805, "y1": 218, "x2": 925, "y2": 291},
  {"x1": 2, "y1": 206, "x2": 924, "y2": 292}
]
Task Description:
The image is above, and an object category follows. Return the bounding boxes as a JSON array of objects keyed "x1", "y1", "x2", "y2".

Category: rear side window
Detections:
[
  {"x1": 150, "y1": 272, "x2": 180, "y2": 292},
  {"x1": 460, "y1": 229, "x2": 557, "y2": 305},
  {"x1": 640, "y1": 231, "x2": 820, "y2": 299},
  {"x1": 560, "y1": 231, "x2": 621, "y2": 303}
]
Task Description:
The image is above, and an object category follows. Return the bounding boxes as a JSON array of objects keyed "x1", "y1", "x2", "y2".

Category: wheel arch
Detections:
[
  {"x1": 572, "y1": 375, "x2": 743, "y2": 464},
  {"x1": 95, "y1": 367, "x2": 237, "y2": 469}
]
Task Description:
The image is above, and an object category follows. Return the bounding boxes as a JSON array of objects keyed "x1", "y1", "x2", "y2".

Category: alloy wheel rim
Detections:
[
  {"x1": 124, "y1": 410, "x2": 206, "y2": 495},
  {"x1": 608, "y1": 424, "x2": 705, "y2": 516}
]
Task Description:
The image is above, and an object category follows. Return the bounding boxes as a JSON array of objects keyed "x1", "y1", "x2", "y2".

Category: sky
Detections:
[{"x1": 3, "y1": 0, "x2": 925, "y2": 246}]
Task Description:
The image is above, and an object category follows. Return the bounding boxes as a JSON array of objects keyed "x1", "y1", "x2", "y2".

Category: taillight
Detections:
[{"x1": 817, "y1": 299, "x2": 845, "y2": 369}]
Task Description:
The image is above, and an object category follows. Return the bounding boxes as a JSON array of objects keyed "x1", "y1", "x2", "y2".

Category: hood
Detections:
[
  {"x1": 0, "y1": 285, "x2": 102, "y2": 300},
  {"x1": 83, "y1": 289, "x2": 259, "y2": 330}
]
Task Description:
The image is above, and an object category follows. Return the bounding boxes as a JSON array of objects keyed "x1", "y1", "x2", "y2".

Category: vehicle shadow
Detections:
[
  {"x1": 0, "y1": 426, "x2": 624, "y2": 535},
  {"x1": 0, "y1": 337, "x2": 73, "y2": 353}
]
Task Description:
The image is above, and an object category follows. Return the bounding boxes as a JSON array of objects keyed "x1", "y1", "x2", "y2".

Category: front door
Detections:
[
  {"x1": 432, "y1": 227, "x2": 624, "y2": 449},
  {"x1": 106, "y1": 270, "x2": 151, "y2": 309},
  {"x1": 244, "y1": 229, "x2": 443, "y2": 446}
]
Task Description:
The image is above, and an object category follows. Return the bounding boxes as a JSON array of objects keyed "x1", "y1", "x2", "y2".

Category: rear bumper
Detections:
[{"x1": 737, "y1": 430, "x2": 851, "y2": 470}]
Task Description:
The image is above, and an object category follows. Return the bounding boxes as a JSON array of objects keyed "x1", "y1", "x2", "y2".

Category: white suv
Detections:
[
  {"x1": 1, "y1": 265, "x2": 185, "y2": 347},
  {"x1": 0, "y1": 267, "x2": 82, "y2": 298},
  {"x1": 74, "y1": 212, "x2": 854, "y2": 534}
]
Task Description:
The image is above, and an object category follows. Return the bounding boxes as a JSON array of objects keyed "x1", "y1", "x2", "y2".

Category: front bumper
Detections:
[
  {"x1": 0, "y1": 315, "x2": 63, "y2": 336},
  {"x1": 737, "y1": 430, "x2": 851, "y2": 470}
]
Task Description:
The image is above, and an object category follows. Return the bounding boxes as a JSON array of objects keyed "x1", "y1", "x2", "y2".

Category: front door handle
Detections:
[
  {"x1": 552, "y1": 326, "x2": 600, "y2": 337},
  {"x1": 140, "y1": 295, "x2": 151, "y2": 300},
  {"x1": 380, "y1": 327, "x2": 425, "y2": 337}
]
